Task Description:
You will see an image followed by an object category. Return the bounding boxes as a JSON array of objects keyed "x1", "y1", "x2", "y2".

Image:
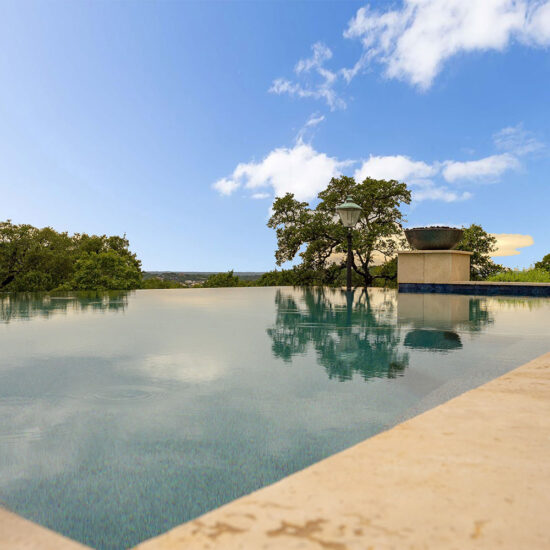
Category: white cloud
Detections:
[
  {"x1": 412, "y1": 185, "x2": 472, "y2": 202},
  {"x1": 212, "y1": 177, "x2": 240, "y2": 196},
  {"x1": 354, "y1": 154, "x2": 436, "y2": 182},
  {"x1": 213, "y1": 142, "x2": 351, "y2": 201},
  {"x1": 491, "y1": 233, "x2": 534, "y2": 256},
  {"x1": 442, "y1": 153, "x2": 519, "y2": 182},
  {"x1": 524, "y1": 1, "x2": 550, "y2": 45},
  {"x1": 344, "y1": 0, "x2": 550, "y2": 89},
  {"x1": 353, "y1": 155, "x2": 471, "y2": 202},
  {"x1": 214, "y1": 125, "x2": 538, "y2": 203}
]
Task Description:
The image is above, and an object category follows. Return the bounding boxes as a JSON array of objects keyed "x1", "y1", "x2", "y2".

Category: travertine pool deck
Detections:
[
  {"x1": 135, "y1": 351, "x2": 550, "y2": 550},
  {"x1": 0, "y1": 507, "x2": 91, "y2": 550},
  {"x1": 2, "y1": 352, "x2": 550, "y2": 549}
]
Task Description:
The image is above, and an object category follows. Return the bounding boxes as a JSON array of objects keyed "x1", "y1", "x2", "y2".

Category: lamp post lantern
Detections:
[{"x1": 336, "y1": 195, "x2": 362, "y2": 292}]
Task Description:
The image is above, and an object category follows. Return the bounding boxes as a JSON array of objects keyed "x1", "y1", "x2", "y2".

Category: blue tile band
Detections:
[{"x1": 398, "y1": 283, "x2": 550, "y2": 296}]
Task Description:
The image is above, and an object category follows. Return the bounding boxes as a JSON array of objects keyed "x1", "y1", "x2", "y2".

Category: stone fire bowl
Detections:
[{"x1": 405, "y1": 227, "x2": 464, "y2": 250}]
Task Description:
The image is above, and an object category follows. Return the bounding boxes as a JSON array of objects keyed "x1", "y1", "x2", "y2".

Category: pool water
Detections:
[{"x1": 0, "y1": 287, "x2": 549, "y2": 549}]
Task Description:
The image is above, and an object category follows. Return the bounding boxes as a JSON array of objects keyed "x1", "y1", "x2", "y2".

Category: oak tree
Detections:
[{"x1": 267, "y1": 176, "x2": 411, "y2": 287}]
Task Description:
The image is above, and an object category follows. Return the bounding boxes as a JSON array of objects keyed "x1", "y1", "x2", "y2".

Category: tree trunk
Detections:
[{"x1": 0, "y1": 274, "x2": 15, "y2": 289}]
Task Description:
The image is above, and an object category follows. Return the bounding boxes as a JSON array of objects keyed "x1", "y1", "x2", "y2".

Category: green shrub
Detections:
[
  {"x1": 141, "y1": 277, "x2": 183, "y2": 289},
  {"x1": 202, "y1": 270, "x2": 250, "y2": 287},
  {"x1": 487, "y1": 268, "x2": 550, "y2": 283}
]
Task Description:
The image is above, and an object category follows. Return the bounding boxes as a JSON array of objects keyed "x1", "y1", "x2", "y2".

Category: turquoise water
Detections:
[{"x1": 0, "y1": 288, "x2": 549, "y2": 549}]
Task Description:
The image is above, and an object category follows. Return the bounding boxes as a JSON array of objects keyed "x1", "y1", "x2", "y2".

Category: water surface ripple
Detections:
[{"x1": 0, "y1": 288, "x2": 549, "y2": 549}]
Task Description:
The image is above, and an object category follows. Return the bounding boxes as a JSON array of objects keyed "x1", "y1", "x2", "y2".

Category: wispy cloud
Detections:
[
  {"x1": 296, "y1": 112, "x2": 326, "y2": 142},
  {"x1": 269, "y1": 42, "x2": 345, "y2": 110},
  {"x1": 344, "y1": 0, "x2": 550, "y2": 90},
  {"x1": 493, "y1": 123, "x2": 545, "y2": 155},
  {"x1": 304, "y1": 113, "x2": 326, "y2": 128},
  {"x1": 269, "y1": 2, "x2": 550, "y2": 112},
  {"x1": 295, "y1": 42, "x2": 333, "y2": 74}
]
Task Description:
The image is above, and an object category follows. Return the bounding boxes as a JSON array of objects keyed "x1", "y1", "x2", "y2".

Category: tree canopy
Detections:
[
  {"x1": 267, "y1": 176, "x2": 411, "y2": 287},
  {"x1": 534, "y1": 253, "x2": 550, "y2": 273},
  {"x1": 0, "y1": 220, "x2": 142, "y2": 291},
  {"x1": 455, "y1": 224, "x2": 503, "y2": 280},
  {"x1": 202, "y1": 270, "x2": 247, "y2": 287}
]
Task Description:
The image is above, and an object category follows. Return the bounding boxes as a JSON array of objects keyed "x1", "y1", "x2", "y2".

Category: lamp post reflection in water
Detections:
[{"x1": 346, "y1": 288, "x2": 354, "y2": 327}]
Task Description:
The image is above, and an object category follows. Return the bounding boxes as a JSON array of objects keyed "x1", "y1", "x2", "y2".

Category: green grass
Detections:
[{"x1": 487, "y1": 268, "x2": 550, "y2": 283}]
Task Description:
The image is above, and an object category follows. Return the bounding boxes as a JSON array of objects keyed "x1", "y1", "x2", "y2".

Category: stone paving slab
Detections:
[
  {"x1": 134, "y1": 351, "x2": 550, "y2": 550},
  {"x1": 0, "y1": 507, "x2": 91, "y2": 550}
]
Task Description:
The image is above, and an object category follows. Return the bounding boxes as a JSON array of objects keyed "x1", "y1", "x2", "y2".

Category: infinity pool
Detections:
[{"x1": 1, "y1": 288, "x2": 549, "y2": 549}]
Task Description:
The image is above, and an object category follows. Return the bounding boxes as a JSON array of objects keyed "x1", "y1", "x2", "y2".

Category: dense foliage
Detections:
[
  {"x1": 0, "y1": 220, "x2": 142, "y2": 291},
  {"x1": 534, "y1": 253, "x2": 550, "y2": 273},
  {"x1": 268, "y1": 175, "x2": 411, "y2": 287},
  {"x1": 202, "y1": 270, "x2": 248, "y2": 287},
  {"x1": 455, "y1": 224, "x2": 504, "y2": 280}
]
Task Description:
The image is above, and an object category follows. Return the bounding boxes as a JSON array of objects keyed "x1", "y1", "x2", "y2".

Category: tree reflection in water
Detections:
[
  {"x1": 0, "y1": 291, "x2": 130, "y2": 323},
  {"x1": 267, "y1": 288, "x2": 409, "y2": 382}
]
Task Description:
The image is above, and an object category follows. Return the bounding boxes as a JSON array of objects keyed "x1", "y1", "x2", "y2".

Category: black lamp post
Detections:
[{"x1": 336, "y1": 195, "x2": 362, "y2": 292}]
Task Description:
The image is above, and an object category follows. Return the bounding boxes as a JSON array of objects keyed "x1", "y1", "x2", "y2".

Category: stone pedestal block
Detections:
[{"x1": 397, "y1": 250, "x2": 472, "y2": 284}]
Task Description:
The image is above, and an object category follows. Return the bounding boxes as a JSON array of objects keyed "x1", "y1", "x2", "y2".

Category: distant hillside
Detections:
[{"x1": 144, "y1": 271, "x2": 265, "y2": 284}]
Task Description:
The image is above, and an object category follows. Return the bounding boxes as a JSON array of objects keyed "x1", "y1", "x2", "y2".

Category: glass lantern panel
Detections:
[{"x1": 339, "y1": 208, "x2": 361, "y2": 228}]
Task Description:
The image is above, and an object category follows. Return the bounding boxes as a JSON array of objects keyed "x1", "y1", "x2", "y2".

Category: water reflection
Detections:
[
  {"x1": 397, "y1": 293, "x2": 494, "y2": 353},
  {"x1": 397, "y1": 293, "x2": 492, "y2": 330},
  {"x1": 268, "y1": 290, "x2": 498, "y2": 372},
  {"x1": 404, "y1": 329, "x2": 462, "y2": 351},
  {"x1": 0, "y1": 288, "x2": 548, "y2": 550},
  {"x1": 267, "y1": 288, "x2": 409, "y2": 381},
  {"x1": 0, "y1": 291, "x2": 130, "y2": 323}
]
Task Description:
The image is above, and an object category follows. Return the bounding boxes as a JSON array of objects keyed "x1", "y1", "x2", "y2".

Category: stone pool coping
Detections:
[
  {"x1": 134, "y1": 351, "x2": 550, "y2": 550},
  {"x1": 0, "y1": 506, "x2": 91, "y2": 549},
  {"x1": 2, "y1": 351, "x2": 549, "y2": 549}
]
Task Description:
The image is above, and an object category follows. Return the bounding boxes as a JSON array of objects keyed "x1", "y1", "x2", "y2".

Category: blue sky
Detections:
[{"x1": 1, "y1": 0, "x2": 549, "y2": 271}]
